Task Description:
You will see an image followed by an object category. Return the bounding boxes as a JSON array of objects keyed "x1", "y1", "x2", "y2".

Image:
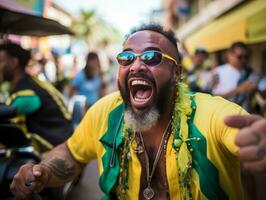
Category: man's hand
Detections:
[
  {"x1": 10, "y1": 163, "x2": 50, "y2": 199},
  {"x1": 225, "y1": 115, "x2": 266, "y2": 172}
]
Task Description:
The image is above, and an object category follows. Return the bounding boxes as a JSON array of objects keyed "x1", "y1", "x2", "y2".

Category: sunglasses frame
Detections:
[{"x1": 116, "y1": 50, "x2": 178, "y2": 67}]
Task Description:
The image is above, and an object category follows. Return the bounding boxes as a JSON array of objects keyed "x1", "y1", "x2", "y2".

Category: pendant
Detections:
[
  {"x1": 143, "y1": 186, "x2": 154, "y2": 200},
  {"x1": 134, "y1": 145, "x2": 144, "y2": 154}
]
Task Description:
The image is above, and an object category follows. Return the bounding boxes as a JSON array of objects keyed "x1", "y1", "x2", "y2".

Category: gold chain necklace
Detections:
[{"x1": 138, "y1": 121, "x2": 171, "y2": 200}]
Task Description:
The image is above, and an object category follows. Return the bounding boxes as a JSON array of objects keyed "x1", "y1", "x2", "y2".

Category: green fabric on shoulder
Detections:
[{"x1": 11, "y1": 95, "x2": 41, "y2": 115}]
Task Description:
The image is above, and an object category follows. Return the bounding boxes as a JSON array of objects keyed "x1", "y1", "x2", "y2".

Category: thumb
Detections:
[
  {"x1": 224, "y1": 114, "x2": 262, "y2": 129},
  {"x1": 32, "y1": 164, "x2": 45, "y2": 177}
]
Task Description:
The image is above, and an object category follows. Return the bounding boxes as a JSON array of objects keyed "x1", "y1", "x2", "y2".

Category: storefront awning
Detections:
[{"x1": 185, "y1": 0, "x2": 266, "y2": 53}]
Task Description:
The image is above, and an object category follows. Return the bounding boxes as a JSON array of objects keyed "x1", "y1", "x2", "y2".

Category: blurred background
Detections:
[{"x1": 0, "y1": 0, "x2": 265, "y2": 200}]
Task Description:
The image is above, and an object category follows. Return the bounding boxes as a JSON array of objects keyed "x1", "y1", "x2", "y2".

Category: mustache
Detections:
[{"x1": 127, "y1": 72, "x2": 155, "y2": 85}]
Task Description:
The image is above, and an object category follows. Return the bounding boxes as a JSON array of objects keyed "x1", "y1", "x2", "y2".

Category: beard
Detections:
[
  {"x1": 124, "y1": 106, "x2": 159, "y2": 132},
  {"x1": 118, "y1": 72, "x2": 176, "y2": 132}
]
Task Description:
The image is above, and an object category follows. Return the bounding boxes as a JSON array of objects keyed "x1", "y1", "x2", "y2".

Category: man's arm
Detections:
[
  {"x1": 10, "y1": 142, "x2": 85, "y2": 199},
  {"x1": 222, "y1": 80, "x2": 257, "y2": 99},
  {"x1": 39, "y1": 142, "x2": 85, "y2": 186},
  {"x1": 225, "y1": 115, "x2": 266, "y2": 172}
]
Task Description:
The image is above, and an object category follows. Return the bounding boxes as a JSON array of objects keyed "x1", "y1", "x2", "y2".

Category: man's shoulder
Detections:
[
  {"x1": 11, "y1": 75, "x2": 33, "y2": 91},
  {"x1": 193, "y1": 92, "x2": 247, "y2": 127},
  {"x1": 74, "y1": 70, "x2": 85, "y2": 78},
  {"x1": 194, "y1": 92, "x2": 244, "y2": 112},
  {"x1": 90, "y1": 91, "x2": 123, "y2": 112},
  {"x1": 216, "y1": 63, "x2": 230, "y2": 71}
]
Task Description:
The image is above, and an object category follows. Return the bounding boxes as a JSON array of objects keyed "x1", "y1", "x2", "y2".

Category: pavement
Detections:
[{"x1": 67, "y1": 160, "x2": 103, "y2": 200}]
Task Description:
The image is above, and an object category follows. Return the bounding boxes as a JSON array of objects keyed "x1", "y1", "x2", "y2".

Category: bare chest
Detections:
[{"x1": 136, "y1": 133, "x2": 170, "y2": 200}]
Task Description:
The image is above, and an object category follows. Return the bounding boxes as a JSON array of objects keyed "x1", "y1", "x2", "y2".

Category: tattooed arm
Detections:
[{"x1": 10, "y1": 143, "x2": 85, "y2": 199}]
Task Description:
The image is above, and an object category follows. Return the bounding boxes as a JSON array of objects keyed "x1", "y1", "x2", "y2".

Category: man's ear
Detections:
[
  {"x1": 175, "y1": 65, "x2": 182, "y2": 81},
  {"x1": 11, "y1": 57, "x2": 19, "y2": 67}
]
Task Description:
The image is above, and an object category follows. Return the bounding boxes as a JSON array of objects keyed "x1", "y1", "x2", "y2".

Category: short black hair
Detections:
[
  {"x1": 124, "y1": 23, "x2": 181, "y2": 62},
  {"x1": 229, "y1": 41, "x2": 248, "y2": 52},
  {"x1": 0, "y1": 42, "x2": 31, "y2": 69},
  {"x1": 86, "y1": 52, "x2": 99, "y2": 61},
  {"x1": 194, "y1": 47, "x2": 208, "y2": 56}
]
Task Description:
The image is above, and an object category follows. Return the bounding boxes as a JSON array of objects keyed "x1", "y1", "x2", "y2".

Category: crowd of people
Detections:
[
  {"x1": 185, "y1": 41, "x2": 266, "y2": 117},
  {"x1": 0, "y1": 23, "x2": 265, "y2": 200}
]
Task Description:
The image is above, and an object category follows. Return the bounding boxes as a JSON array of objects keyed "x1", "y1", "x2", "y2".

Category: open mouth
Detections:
[{"x1": 128, "y1": 78, "x2": 154, "y2": 109}]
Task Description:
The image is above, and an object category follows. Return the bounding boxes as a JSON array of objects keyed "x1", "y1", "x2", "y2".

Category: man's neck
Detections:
[
  {"x1": 142, "y1": 109, "x2": 172, "y2": 137},
  {"x1": 12, "y1": 72, "x2": 25, "y2": 86},
  {"x1": 229, "y1": 62, "x2": 242, "y2": 71}
]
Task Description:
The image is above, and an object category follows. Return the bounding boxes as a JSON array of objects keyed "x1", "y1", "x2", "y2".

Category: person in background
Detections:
[
  {"x1": 9, "y1": 24, "x2": 266, "y2": 200},
  {"x1": 212, "y1": 41, "x2": 266, "y2": 199},
  {"x1": 70, "y1": 52, "x2": 106, "y2": 108},
  {"x1": 183, "y1": 45, "x2": 211, "y2": 92},
  {"x1": 0, "y1": 42, "x2": 73, "y2": 147},
  {"x1": 212, "y1": 41, "x2": 261, "y2": 110}
]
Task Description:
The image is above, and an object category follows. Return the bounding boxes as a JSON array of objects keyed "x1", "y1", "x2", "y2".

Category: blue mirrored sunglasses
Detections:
[{"x1": 116, "y1": 51, "x2": 178, "y2": 67}]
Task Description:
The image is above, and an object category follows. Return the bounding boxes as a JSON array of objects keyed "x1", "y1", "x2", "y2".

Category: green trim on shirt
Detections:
[
  {"x1": 99, "y1": 103, "x2": 125, "y2": 199},
  {"x1": 189, "y1": 97, "x2": 228, "y2": 200},
  {"x1": 11, "y1": 95, "x2": 41, "y2": 115}
]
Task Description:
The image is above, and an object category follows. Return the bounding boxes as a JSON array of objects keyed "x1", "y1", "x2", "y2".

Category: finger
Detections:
[
  {"x1": 33, "y1": 164, "x2": 44, "y2": 177},
  {"x1": 31, "y1": 164, "x2": 50, "y2": 191},
  {"x1": 243, "y1": 158, "x2": 266, "y2": 172},
  {"x1": 252, "y1": 119, "x2": 266, "y2": 140},
  {"x1": 10, "y1": 185, "x2": 27, "y2": 199},
  {"x1": 235, "y1": 127, "x2": 260, "y2": 147},
  {"x1": 256, "y1": 145, "x2": 266, "y2": 159},
  {"x1": 16, "y1": 180, "x2": 33, "y2": 199},
  {"x1": 224, "y1": 115, "x2": 262, "y2": 129},
  {"x1": 10, "y1": 176, "x2": 32, "y2": 199},
  {"x1": 238, "y1": 145, "x2": 261, "y2": 161}
]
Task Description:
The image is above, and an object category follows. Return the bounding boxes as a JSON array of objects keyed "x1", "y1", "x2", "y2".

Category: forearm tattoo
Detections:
[{"x1": 42, "y1": 157, "x2": 76, "y2": 181}]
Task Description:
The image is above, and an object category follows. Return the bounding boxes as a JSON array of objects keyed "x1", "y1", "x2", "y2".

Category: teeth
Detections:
[
  {"x1": 134, "y1": 97, "x2": 149, "y2": 102},
  {"x1": 131, "y1": 80, "x2": 149, "y2": 86}
]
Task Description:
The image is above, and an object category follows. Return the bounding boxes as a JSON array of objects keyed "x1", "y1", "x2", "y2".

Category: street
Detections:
[{"x1": 67, "y1": 160, "x2": 103, "y2": 200}]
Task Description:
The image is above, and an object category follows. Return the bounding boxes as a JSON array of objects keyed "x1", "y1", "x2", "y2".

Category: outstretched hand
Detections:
[
  {"x1": 225, "y1": 115, "x2": 266, "y2": 172},
  {"x1": 10, "y1": 163, "x2": 50, "y2": 199}
]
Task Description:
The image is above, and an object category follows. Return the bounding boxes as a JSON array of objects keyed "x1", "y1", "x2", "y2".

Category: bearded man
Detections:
[{"x1": 10, "y1": 24, "x2": 266, "y2": 200}]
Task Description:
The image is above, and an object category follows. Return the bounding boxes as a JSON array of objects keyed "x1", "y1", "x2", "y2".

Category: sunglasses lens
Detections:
[
  {"x1": 117, "y1": 52, "x2": 135, "y2": 66},
  {"x1": 141, "y1": 51, "x2": 162, "y2": 66},
  {"x1": 237, "y1": 55, "x2": 248, "y2": 60}
]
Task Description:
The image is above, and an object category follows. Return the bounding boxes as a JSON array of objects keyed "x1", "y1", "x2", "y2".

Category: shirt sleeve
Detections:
[
  {"x1": 213, "y1": 101, "x2": 248, "y2": 155},
  {"x1": 67, "y1": 105, "x2": 98, "y2": 164},
  {"x1": 7, "y1": 89, "x2": 41, "y2": 115}
]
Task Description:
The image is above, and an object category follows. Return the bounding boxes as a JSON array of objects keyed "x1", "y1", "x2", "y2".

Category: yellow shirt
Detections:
[{"x1": 67, "y1": 91, "x2": 247, "y2": 200}]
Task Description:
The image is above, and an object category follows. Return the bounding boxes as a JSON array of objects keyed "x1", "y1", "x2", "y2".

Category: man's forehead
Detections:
[
  {"x1": 125, "y1": 30, "x2": 168, "y2": 43},
  {"x1": 234, "y1": 47, "x2": 247, "y2": 53},
  {"x1": 124, "y1": 30, "x2": 171, "y2": 48}
]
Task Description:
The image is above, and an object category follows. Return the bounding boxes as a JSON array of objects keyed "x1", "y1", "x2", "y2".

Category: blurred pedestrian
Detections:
[
  {"x1": 0, "y1": 42, "x2": 73, "y2": 147},
  {"x1": 182, "y1": 44, "x2": 212, "y2": 92},
  {"x1": 70, "y1": 52, "x2": 106, "y2": 108},
  {"x1": 212, "y1": 42, "x2": 260, "y2": 110}
]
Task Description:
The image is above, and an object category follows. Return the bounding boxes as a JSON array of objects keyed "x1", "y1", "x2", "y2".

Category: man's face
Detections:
[
  {"x1": 0, "y1": 50, "x2": 15, "y2": 82},
  {"x1": 194, "y1": 52, "x2": 207, "y2": 66},
  {"x1": 117, "y1": 30, "x2": 179, "y2": 117},
  {"x1": 228, "y1": 47, "x2": 248, "y2": 69},
  {"x1": 86, "y1": 58, "x2": 100, "y2": 76}
]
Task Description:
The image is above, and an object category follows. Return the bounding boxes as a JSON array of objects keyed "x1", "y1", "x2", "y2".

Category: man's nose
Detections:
[{"x1": 129, "y1": 58, "x2": 147, "y2": 72}]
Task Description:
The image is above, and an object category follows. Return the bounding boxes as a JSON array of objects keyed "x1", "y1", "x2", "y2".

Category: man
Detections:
[
  {"x1": 212, "y1": 42, "x2": 260, "y2": 110},
  {"x1": 185, "y1": 46, "x2": 211, "y2": 92},
  {"x1": 0, "y1": 42, "x2": 73, "y2": 147},
  {"x1": 10, "y1": 24, "x2": 266, "y2": 199}
]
